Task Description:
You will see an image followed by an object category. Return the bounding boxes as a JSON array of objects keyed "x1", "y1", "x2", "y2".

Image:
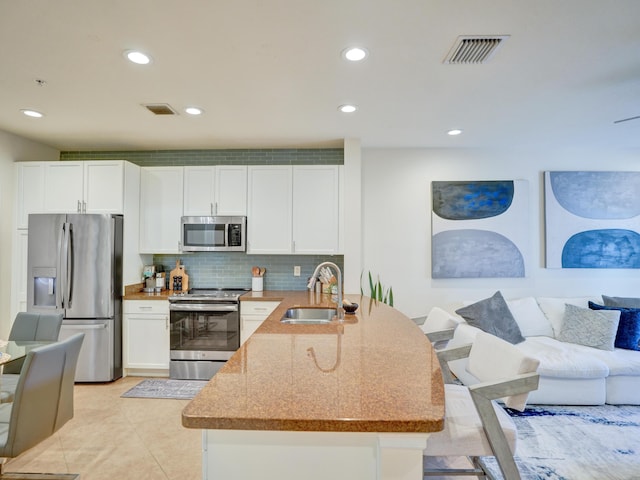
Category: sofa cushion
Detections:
[
  {"x1": 516, "y1": 336, "x2": 610, "y2": 379},
  {"x1": 602, "y1": 295, "x2": 640, "y2": 309},
  {"x1": 536, "y1": 296, "x2": 603, "y2": 337},
  {"x1": 557, "y1": 304, "x2": 620, "y2": 351},
  {"x1": 506, "y1": 296, "x2": 554, "y2": 337},
  {"x1": 589, "y1": 302, "x2": 640, "y2": 351},
  {"x1": 587, "y1": 345, "x2": 640, "y2": 376},
  {"x1": 455, "y1": 291, "x2": 525, "y2": 344}
]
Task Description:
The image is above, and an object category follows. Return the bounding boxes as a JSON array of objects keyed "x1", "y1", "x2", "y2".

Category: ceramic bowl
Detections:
[{"x1": 343, "y1": 303, "x2": 359, "y2": 314}]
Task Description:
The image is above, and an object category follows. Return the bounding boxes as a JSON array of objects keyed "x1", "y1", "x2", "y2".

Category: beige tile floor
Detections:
[{"x1": 4, "y1": 377, "x2": 202, "y2": 480}]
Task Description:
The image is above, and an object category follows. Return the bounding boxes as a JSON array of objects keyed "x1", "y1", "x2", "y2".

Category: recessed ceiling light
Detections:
[
  {"x1": 342, "y1": 47, "x2": 368, "y2": 62},
  {"x1": 185, "y1": 107, "x2": 204, "y2": 115},
  {"x1": 124, "y1": 50, "x2": 152, "y2": 65},
  {"x1": 338, "y1": 104, "x2": 357, "y2": 113},
  {"x1": 21, "y1": 109, "x2": 44, "y2": 118},
  {"x1": 447, "y1": 129, "x2": 463, "y2": 136}
]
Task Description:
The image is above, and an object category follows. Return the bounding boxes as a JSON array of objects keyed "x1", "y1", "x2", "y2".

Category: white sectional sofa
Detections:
[{"x1": 422, "y1": 293, "x2": 640, "y2": 405}]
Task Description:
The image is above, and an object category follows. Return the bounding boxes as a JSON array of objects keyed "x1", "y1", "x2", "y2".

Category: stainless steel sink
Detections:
[{"x1": 280, "y1": 307, "x2": 337, "y2": 324}]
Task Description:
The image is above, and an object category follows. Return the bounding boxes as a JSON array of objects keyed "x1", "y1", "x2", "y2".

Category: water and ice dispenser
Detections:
[{"x1": 32, "y1": 267, "x2": 57, "y2": 308}]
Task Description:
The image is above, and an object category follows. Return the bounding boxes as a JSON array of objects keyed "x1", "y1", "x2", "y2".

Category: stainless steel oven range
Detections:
[{"x1": 168, "y1": 288, "x2": 248, "y2": 380}]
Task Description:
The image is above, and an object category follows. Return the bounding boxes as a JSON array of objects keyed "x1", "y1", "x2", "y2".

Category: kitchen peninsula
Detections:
[{"x1": 182, "y1": 292, "x2": 444, "y2": 480}]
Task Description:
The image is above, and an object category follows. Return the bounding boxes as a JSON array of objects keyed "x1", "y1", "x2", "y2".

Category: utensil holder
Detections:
[{"x1": 252, "y1": 276, "x2": 263, "y2": 292}]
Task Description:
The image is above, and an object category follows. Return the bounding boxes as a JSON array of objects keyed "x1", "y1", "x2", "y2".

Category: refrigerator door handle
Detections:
[
  {"x1": 67, "y1": 222, "x2": 74, "y2": 308},
  {"x1": 60, "y1": 222, "x2": 74, "y2": 309},
  {"x1": 58, "y1": 223, "x2": 68, "y2": 309},
  {"x1": 63, "y1": 323, "x2": 108, "y2": 330}
]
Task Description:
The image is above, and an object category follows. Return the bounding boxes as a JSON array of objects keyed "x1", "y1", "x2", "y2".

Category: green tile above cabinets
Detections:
[{"x1": 60, "y1": 148, "x2": 344, "y2": 166}]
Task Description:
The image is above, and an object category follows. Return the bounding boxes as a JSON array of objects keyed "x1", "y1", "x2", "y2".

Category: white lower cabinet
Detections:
[
  {"x1": 240, "y1": 301, "x2": 279, "y2": 345},
  {"x1": 123, "y1": 300, "x2": 170, "y2": 375}
]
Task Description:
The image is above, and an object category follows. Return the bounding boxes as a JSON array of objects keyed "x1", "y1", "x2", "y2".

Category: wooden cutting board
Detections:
[{"x1": 169, "y1": 260, "x2": 189, "y2": 291}]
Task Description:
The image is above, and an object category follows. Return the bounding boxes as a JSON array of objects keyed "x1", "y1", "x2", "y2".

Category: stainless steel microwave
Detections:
[{"x1": 181, "y1": 216, "x2": 246, "y2": 252}]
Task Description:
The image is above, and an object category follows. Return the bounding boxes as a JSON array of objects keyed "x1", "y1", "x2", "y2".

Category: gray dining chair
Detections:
[
  {"x1": 8, "y1": 312, "x2": 64, "y2": 342},
  {"x1": 3, "y1": 312, "x2": 64, "y2": 376},
  {"x1": 0, "y1": 333, "x2": 84, "y2": 479},
  {"x1": 423, "y1": 330, "x2": 540, "y2": 479}
]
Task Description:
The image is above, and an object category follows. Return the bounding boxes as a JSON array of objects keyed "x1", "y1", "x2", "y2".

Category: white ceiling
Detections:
[{"x1": 1, "y1": 0, "x2": 639, "y2": 151}]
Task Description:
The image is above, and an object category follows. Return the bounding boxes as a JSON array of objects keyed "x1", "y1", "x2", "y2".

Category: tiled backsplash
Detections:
[
  {"x1": 154, "y1": 253, "x2": 344, "y2": 291},
  {"x1": 60, "y1": 148, "x2": 343, "y2": 166}
]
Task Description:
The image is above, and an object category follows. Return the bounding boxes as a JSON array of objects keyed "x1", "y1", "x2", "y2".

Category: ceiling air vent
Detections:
[
  {"x1": 143, "y1": 103, "x2": 178, "y2": 115},
  {"x1": 443, "y1": 35, "x2": 509, "y2": 64}
]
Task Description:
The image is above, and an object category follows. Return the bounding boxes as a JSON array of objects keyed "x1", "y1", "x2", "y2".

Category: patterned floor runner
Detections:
[{"x1": 121, "y1": 379, "x2": 208, "y2": 400}]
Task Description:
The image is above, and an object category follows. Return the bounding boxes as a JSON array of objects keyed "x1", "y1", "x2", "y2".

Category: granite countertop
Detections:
[
  {"x1": 123, "y1": 283, "x2": 173, "y2": 300},
  {"x1": 182, "y1": 291, "x2": 445, "y2": 434}
]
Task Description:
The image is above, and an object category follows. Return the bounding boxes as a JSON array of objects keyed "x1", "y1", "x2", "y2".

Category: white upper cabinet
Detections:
[
  {"x1": 247, "y1": 166, "x2": 293, "y2": 254},
  {"x1": 247, "y1": 165, "x2": 342, "y2": 255},
  {"x1": 15, "y1": 160, "x2": 133, "y2": 227},
  {"x1": 215, "y1": 166, "x2": 247, "y2": 216},
  {"x1": 83, "y1": 161, "x2": 127, "y2": 213},
  {"x1": 15, "y1": 162, "x2": 45, "y2": 229},
  {"x1": 183, "y1": 166, "x2": 215, "y2": 216},
  {"x1": 292, "y1": 165, "x2": 341, "y2": 254},
  {"x1": 139, "y1": 166, "x2": 184, "y2": 254},
  {"x1": 43, "y1": 160, "x2": 126, "y2": 214},
  {"x1": 183, "y1": 165, "x2": 247, "y2": 216},
  {"x1": 42, "y1": 161, "x2": 83, "y2": 213}
]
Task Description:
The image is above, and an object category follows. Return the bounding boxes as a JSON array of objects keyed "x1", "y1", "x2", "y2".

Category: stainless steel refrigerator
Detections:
[{"x1": 27, "y1": 213, "x2": 123, "y2": 382}]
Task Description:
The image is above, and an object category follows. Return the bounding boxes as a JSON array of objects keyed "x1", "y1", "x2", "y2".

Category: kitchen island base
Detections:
[{"x1": 202, "y1": 429, "x2": 429, "y2": 480}]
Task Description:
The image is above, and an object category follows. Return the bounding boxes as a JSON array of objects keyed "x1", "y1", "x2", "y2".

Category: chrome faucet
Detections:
[{"x1": 307, "y1": 261, "x2": 343, "y2": 320}]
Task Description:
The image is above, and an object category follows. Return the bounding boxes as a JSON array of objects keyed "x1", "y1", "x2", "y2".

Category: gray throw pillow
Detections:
[
  {"x1": 557, "y1": 304, "x2": 620, "y2": 351},
  {"x1": 455, "y1": 291, "x2": 525, "y2": 344},
  {"x1": 603, "y1": 295, "x2": 640, "y2": 309}
]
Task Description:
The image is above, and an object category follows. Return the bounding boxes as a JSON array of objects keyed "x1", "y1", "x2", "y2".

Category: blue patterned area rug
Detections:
[
  {"x1": 121, "y1": 379, "x2": 208, "y2": 400},
  {"x1": 482, "y1": 404, "x2": 640, "y2": 479}
]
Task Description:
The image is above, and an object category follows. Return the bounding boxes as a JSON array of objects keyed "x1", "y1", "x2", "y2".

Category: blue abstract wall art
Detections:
[
  {"x1": 562, "y1": 229, "x2": 640, "y2": 268},
  {"x1": 432, "y1": 229, "x2": 525, "y2": 278},
  {"x1": 545, "y1": 171, "x2": 640, "y2": 269},
  {"x1": 431, "y1": 180, "x2": 528, "y2": 279},
  {"x1": 432, "y1": 181, "x2": 514, "y2": 220},
  {"x1": 549, "y1": 171, "x2": 640, "y2": 219}
]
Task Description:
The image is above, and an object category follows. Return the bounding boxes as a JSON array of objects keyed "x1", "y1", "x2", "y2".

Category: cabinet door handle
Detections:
[
  {"x1": 77, "y1": 200, "x2": 82, "y2": 212},
  {"x1": 83, "y1": 201, "x2": 87, "y2": 213},
  {"x1": 139, "y1": 306, "x2": 153, "y2": 311}
]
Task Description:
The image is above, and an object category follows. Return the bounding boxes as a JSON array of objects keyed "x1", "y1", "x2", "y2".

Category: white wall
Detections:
[
  {"x1": 362, "y1": 147, "x2": 640, "y2": 319},
  {"x1": 0, "y1": 130, "x2": 58, "y2": 336}
]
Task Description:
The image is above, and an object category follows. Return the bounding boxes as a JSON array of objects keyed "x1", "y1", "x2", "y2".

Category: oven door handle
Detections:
[{"x1": 169, "y1": 303, "x2": 238, "y2": 312}]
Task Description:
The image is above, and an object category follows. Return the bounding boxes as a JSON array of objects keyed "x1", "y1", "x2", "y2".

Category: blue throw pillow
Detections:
[{"x1": 589, "y1": 302, "x2": 640, "y2": 351}]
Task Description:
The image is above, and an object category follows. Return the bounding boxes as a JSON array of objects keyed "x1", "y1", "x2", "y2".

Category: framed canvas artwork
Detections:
[
  {"x1": 431, "y1": 180, "x2": 528, "y2": 278},
  {"x1": 545, "y1": 171, "x2": 640, "y2": 268}
]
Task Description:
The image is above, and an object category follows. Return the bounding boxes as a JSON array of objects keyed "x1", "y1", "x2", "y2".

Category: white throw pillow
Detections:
[
  {"x1": 506, "y1": 297, "x2": 554, "y2": 338},
  {"x1": 536, "y1": 296, "x2": 603, "y2": 338},
  {"x1": 420, "y1": 307, "x2": 461, "y2": 334},
  {"x1": 466, "y1": 331, "x2": 540, "y2": 411}
]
